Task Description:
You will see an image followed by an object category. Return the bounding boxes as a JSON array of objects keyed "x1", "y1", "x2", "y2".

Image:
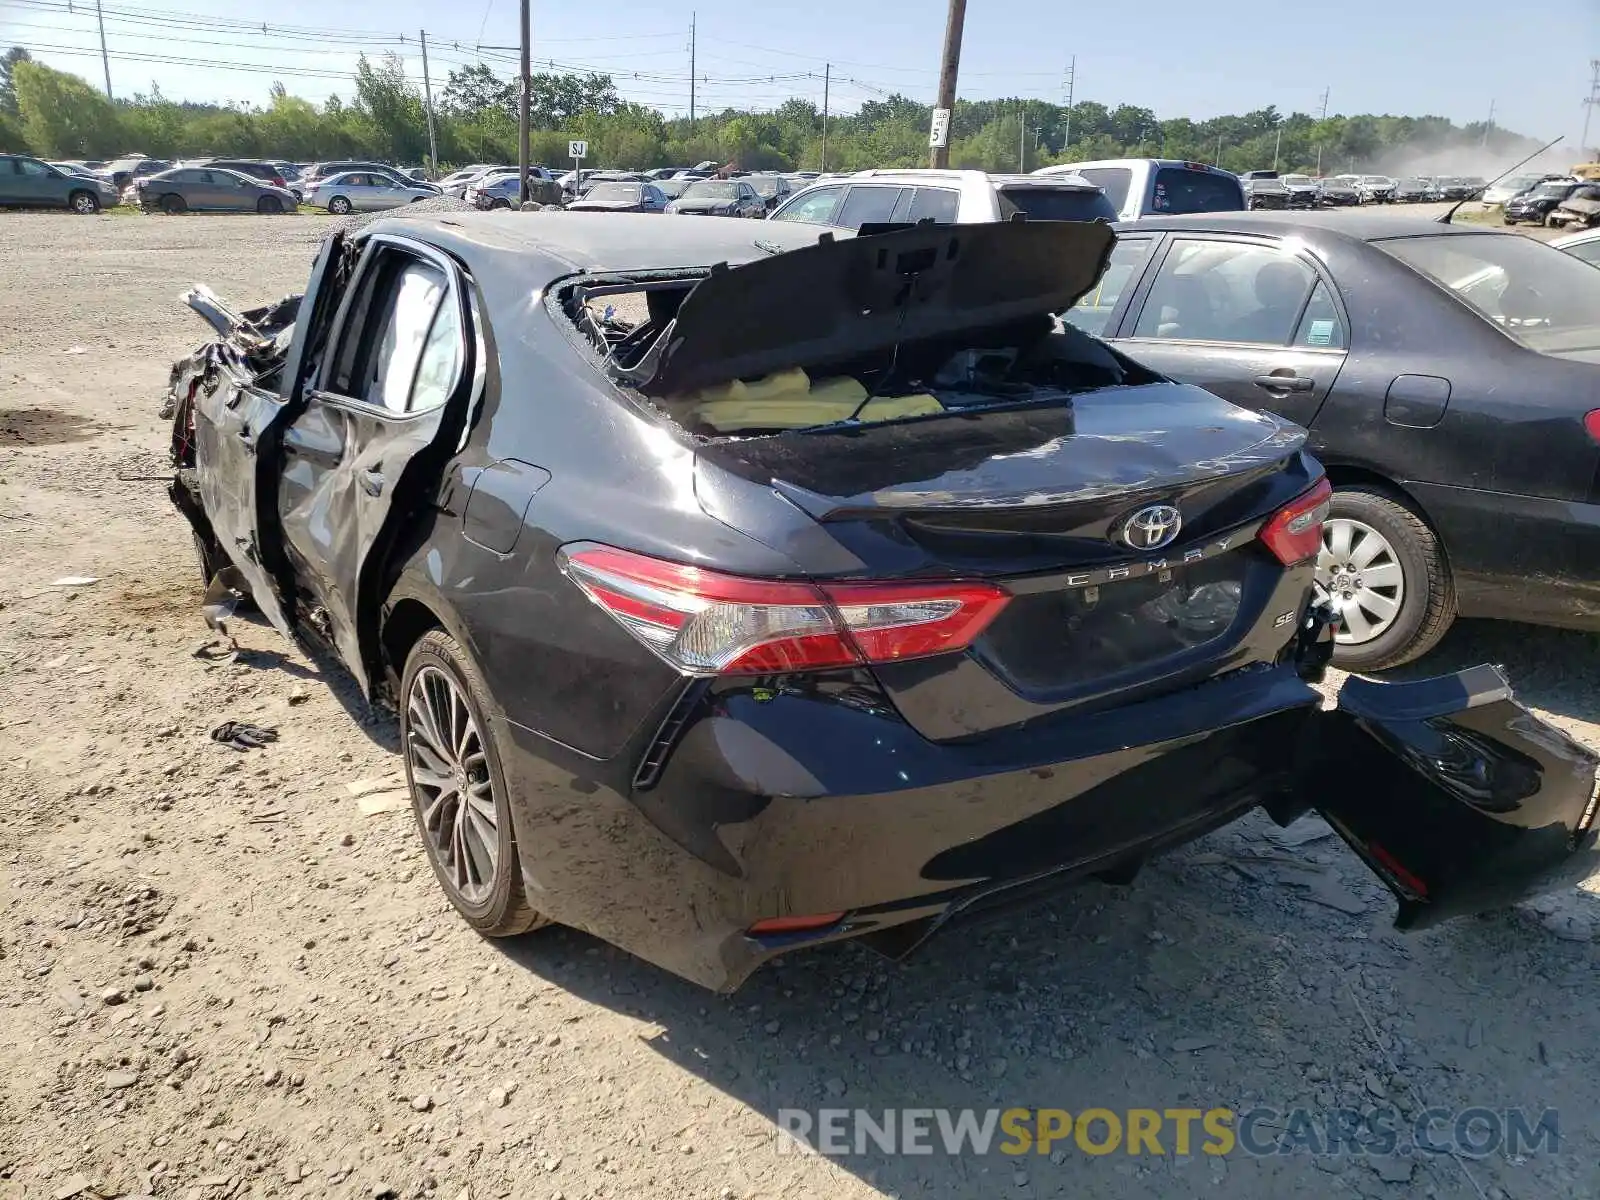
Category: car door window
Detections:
[
  {"x1": 1292, "y1": 280, "x2": 1347, "y2": 349},
  {"x1": 773, "y1": 185, "x2": 843, "y2": 224},
  {"x1": 326, "y1": 253, "x2": 460, "y2": 414},
  {"x1": 1065, "y1": 237, "x2": 1153, "y2": 336},
  {"x1": 363, "y1": 263, "x2": 448, "y2": 412},
  {"x1": 17, "y1": 158, "x2": 51, "y2": 177},
  {"x1": 408, "y1": 290, "x2": 463, "y2": 412},
  {"x1": 907, "y1": 186, "x2": 960, "y2": 224},
  {"x1": 835, "y1": 185, "x2": 907, "y2": 230},
  {"x1": 1132, "y1": 238, "x2": 1316, "y2": 345}
]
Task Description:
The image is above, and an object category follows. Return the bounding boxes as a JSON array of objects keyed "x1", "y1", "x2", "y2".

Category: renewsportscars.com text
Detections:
[{"x1": 776, "y1": 1106, "x2": 1559, "y2": 1159}]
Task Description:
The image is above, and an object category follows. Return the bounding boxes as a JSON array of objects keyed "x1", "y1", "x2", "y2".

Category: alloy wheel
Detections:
[
  {"x1": 406, "y1": 664, "x2": 499, "y2": 904},
  {"x1": 1316, "y1": 517, "x2": 1406, "y2": 645},
  {"x1": 71, "y1": 192, "x2": 98, "y2": 214}
]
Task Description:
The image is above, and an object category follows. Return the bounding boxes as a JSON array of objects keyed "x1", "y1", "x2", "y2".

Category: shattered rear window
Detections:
[{"x1": 558, "y1": 276, "x2": 1158, "y2": 440}]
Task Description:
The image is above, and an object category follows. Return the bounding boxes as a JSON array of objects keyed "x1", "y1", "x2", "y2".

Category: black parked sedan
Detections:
[
  {"x1": 565, "y1": 181, "x2": 669, "y2": 213},
  {"x1": 664, "y1": 178, "x2": 766, "y2": 217},
  {"x1": 1503, "y1": 180, "x2": 1580, "y2": 226},
  {"x1": 162, "y1": 214, "x2": 1598, "y2": 991},
  {"x1": 1067, "y1": 210, "x2": 1600, "y2": 670}
]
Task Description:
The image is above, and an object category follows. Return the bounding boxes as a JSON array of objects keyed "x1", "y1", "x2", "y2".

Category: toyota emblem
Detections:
[{"x1": 1119, "y1": 504, "x2": 1183, "y2": 551}]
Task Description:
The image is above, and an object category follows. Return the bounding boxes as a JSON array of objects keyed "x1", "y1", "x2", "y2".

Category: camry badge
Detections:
[{"x1": 1119, "y1": 504, "x2": 1183, "y2": 551}]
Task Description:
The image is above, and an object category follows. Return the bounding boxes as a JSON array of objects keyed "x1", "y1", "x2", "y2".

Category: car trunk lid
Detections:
[
  {"x1": 640, "y1": 220, "x2": 1116, "y2": 397},
  {"x1": 697, "y1": 382, "x2": 1315, "y2": 738}
]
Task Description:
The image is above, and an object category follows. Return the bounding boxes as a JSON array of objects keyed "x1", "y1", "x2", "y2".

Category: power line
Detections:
[{"x1": 7, "y1": 0, "x2": 682, "y2": 47}]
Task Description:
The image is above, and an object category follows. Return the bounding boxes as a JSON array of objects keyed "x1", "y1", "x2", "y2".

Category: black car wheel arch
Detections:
[
  {"x1": 161, "y1": 193, "x2": 186, "y2": 215},
  {"x1": 400, "y1": 628, "x2": 550, "y2": 937},
  {"x1": 256, "y1": 196, "x2": 283, "y2": 215},
  {"x1": 1319, "y1": 485, "x2": 1455, "y2": 671}
]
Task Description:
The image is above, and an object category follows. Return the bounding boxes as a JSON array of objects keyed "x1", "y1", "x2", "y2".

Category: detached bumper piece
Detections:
[{"x1": 1305, "y1": 664, "x2": 1600, "y2": 928}]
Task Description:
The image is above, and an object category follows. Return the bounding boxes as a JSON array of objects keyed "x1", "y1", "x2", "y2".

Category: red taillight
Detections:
[
  {"x1": 272, "y1": 174, "x2": 286, "y2": 187},
  {"x1": 1368, "y1": 841, "x2": 1429, "y2": 898},
  {"x1": 748, "y1": 912, "x2": 845, "y2": 936},
  {"x1": 1258, "y1": 478, "x2": 1332, "y2": 565},
  {"x1": 1585, "y1": 409, "x2": 1600, "y2": 443},
  {"x1": 559, "y1": 545, "x2": 1010, "y2": 676}
]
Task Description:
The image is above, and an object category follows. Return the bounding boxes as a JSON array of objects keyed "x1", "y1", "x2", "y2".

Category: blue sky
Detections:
[{"x1": 3, "y1": 0, "x2": 1596, "y2": 153}]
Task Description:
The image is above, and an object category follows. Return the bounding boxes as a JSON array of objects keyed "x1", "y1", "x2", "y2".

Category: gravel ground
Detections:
[{"x1": 3, "y1": 211, "x2": 1600, "y2": 1200}]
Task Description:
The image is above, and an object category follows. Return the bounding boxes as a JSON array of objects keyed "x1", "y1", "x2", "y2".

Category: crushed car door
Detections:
[
  {"x1": 184, "y1": 230, "x2": 348, "y2": 641},
  {"x1": 273, "y1": 234, "x2": 476, "y2": 695},
  {"x1": 1307, "y1": 664, "x2": 1600, "y2": 928}
]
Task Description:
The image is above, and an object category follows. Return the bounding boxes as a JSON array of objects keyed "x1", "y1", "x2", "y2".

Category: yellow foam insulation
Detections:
[{"x1": 674, "y1": 367, "x2": 944, "y2": 431}]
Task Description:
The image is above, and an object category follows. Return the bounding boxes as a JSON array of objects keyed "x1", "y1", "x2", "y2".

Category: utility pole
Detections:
[
  {"x1": 1315, "y1": 86, "x2": 1330, "y2": 176},
  {"x1": 517, "y1": 0, "x2": 530, "y2": 205},
  {"x1": 1481, "y1": 98, "x2": 1495, "y2": 150},
  {"x1": 94, "y1": 0, "x2": 112, "y2": 100},
  {"x1": 1584, "y1": 60, "x2": 1600, "y2": 160},
  {"x1": 821, "y1": 64, "x2": 830, "y2": 171},
  {"x1": 1061, "y1": 55, "x2": 1075, "y2": 156},
  {"x1": 1019, "y1": 109, "x2": 1026, "y2": 172},
  {"x1": 930, "y1": 0, "x2": 967, "y2": 168},
  {"x1": 419, "y1": 30, "x2": 439, "y2": 175},
  {"x1": 1214, "y1": 131, "x2": 1222, "y2": 166},
  {"x1": 1272, "y1": 125, "x2": 1281, "y2": 173},
  {"x1": 688, "y1": 12, "x2": 696, "y2": 126}
]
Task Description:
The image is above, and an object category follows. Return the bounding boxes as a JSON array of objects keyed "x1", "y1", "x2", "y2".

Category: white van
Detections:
[{"x1": 1032, "y1": 158, "x2": 1245, "y2": 222}]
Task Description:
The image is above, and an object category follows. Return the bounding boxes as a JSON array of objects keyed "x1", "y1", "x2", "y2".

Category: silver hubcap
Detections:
[
  {"x1": 406, "y1": 666, "x2": 498, "y2": 904},
  {"x1": 1315, "y1": 517, "x2": 1405, "y2": 645},
  {"x1": 73, "y1": 194, "x2": 94, "y2": 213}
]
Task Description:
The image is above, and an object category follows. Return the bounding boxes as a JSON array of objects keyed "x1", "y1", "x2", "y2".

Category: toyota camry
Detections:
[{"x1": 163, "y1": 214, "x2": 1600, "y2": 990}]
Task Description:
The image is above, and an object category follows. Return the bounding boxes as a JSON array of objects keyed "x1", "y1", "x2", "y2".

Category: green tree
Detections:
[
  {"x1": 354, "y1": 53, "x2": 426, "y2": 162},
  {"x1": 1, "y1": 46, "x2": 33, "y2": 118},
  {"x1": 12, "y1": 60, "x2": 120, "y2": 156},
  {"x1": 440, "y1": 64, "x2": 513, "y2": 119}
]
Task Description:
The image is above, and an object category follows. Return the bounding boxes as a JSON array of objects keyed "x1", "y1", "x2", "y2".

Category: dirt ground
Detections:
[{"x1": 3, "y1": 211, "x2": 1600, "y2": 1200}]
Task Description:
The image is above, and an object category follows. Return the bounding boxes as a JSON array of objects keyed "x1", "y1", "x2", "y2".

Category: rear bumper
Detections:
[
  {"x1": 492, "y1": 595, "x2": 1597, "y2": 990},
  {"x1": 496, "y1": 654, "x2": 1326, "y2": 991}
]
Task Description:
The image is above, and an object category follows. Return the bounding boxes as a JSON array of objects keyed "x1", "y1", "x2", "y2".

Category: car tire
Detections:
[
  {"x1": 68, "y1": 189, "x2": 101, "y2": 215},
  {"x1": 327, "y1": 196, "x2": 351, "y2": 215},
  {"x1": 400, "y1": 628, "x2": 550, "y2": 938},
  {"x1": 490, "y1": 198, "x2": 511, "y2": 210},
  {"x1": 161, "y1": 193, "x2": 187, "y2": 215},
  {"x1": 191, "y1": 530, "x2": 231, "y2": 589},
  {"x1": 256, "y1": 196, "x2": 283, "y2": 215},
  {"x1": 1318, "y1": 486, "x2": 1455, "y2": 673}
]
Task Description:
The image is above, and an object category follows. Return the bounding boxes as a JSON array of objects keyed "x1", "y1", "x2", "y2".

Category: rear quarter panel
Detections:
[{"x1": 389, "y1": 274, "x2": 813, "y2": 760}]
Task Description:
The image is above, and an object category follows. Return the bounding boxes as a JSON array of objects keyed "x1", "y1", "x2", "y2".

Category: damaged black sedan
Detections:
[{"x1": 165, "y1": 213, "x2": 1600, "y2": 991}]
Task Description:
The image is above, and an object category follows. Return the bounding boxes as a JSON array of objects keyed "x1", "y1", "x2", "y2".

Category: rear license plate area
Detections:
[{"x1": 981, "y1": 553, "x2": 1248, "y2": 692}]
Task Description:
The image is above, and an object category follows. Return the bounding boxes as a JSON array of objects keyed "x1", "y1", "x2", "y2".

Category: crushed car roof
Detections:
[{"x1": 360, "y1": 211, "x2": 829, "y2": 278}]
